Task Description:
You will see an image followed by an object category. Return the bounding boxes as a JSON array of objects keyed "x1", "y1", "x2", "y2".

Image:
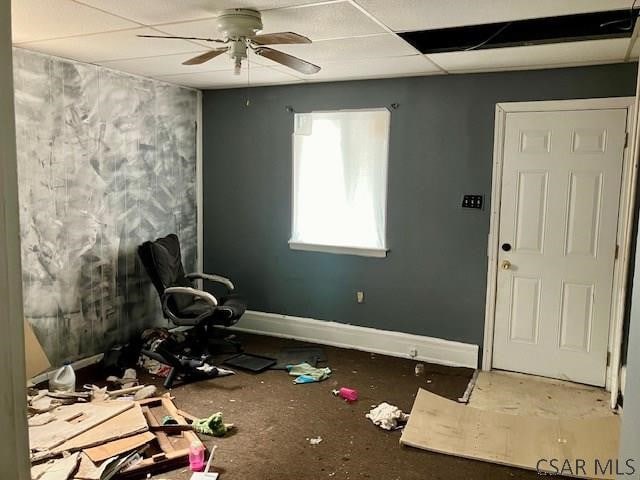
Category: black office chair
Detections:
[
  {"x1": 138, "y1": 234, "x2": 246, "y2": 387},
  {"x1": 138, "y1": 234, "x2": 246, "y2": 329}
]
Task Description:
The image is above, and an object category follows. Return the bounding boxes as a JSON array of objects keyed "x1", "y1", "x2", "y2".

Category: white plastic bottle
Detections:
[{"x1": 49, "y1": 362, "x2": 76, "y2": 392}]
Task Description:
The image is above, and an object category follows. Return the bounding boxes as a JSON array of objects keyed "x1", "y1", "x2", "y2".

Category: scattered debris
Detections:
[
  {"x1": 133, "y1": 385, "x2": 157, "y2": 401},
  {"x1": 332, "y1": 387, "x2": 359, "y2": 402},
  {"x1": 287, "y1": 362, "x2": 332, "y2": 384},
  {"x1": 366, "y1": 402, "x2": 410, "y2": 431},
  {"x1": 309, "y1": 436, "x2": 323, "y2": 445},
  {"x1": 138, "y1": 356, "x2": 172, "y2": 377},
  {"x1": 27, "y1": 388, "x2": 224, "y2": 479},
  {"x1": 414, "y1": 363, "x2": 425, "y2": 376},
  {"x1": 106, "y1": 368, "x2": 138, "y2": 389}
]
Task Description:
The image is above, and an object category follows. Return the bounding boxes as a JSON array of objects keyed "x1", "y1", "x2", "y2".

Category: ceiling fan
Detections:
[{"x1": 138, "y1": 8, "x2": 321, "y2": 75}]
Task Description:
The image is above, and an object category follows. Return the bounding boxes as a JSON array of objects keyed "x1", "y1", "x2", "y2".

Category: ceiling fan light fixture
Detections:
[{"x1": 216, "y1": 8, "x2": 263, "y2": 39}]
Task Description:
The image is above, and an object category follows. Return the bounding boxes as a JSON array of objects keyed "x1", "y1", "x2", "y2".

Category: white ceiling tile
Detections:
[
  {"x1": 18, "y1": 28, "x2": 202, "y2": 63},
  {"x1": 158, "y1": 2, "x2": 385, "y2": 46},
  {"x1": 429, "y1": 38, "x2": 630, "y2": 73},
  {"x1": 74, "y1": 0, "x2": 321, "y2": 25},
  {"x1": 355, "y1": 0, "x2": 634, "y2": 32},
  {"x1": 156, "y1": 66, "x2": 303, "y2": 88},
  {"x1": 272, "y1": 34, "x2": 417, "y2": 65},
  {"x1": 12, "y1": 0, "x2": 138, "y2": 43},
  {"x1": 99, "y1": 50, "x2": 234, "y2": 77},
  {"x1": 303, "y1": 55, "x2": 441, "y2": 82},
  {"x1": 260, "y1": 2, "x2": 385, "y2": 41}
]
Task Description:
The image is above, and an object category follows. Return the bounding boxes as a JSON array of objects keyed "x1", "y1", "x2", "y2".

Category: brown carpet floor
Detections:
[{"x1": 107, "y1": 333, "x2": 542, "y2": 479}]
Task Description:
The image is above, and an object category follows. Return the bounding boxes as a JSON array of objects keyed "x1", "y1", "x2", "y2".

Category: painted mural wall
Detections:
[{"x1": 12, "y1": 48, "x2": 198, "y2": 365}]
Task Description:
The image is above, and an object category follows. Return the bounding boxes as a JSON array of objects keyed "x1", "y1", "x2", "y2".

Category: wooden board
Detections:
[
  {"x1": 24, "y1": 319, "x2": 50, "y2": 378},
  {"x1": 32, "y1": 452, "x2": 80, "y2": 480},
  {"x1": 29, "y1": 401, "x2": 133, "y2": 452},
  {"x1": 400, "y1": 389, "x2": 620, "y2": 479},
  {"x1": 54, "y1": 403, "x2": 148, "y2": 453},
  {"x1": 83, "y1": 431, "x2": 155, "y2": 463},
  {"x1": 468, "y1": 370, "x2": 613, "y2": 418},
  {"x1": 117, "y1": 396, "x2": 202, "y2": 478}
]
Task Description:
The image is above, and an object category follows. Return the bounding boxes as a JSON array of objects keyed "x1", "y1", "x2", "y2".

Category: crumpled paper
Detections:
[{"x1": 366, "y1": 402, "x2": 409, "y2": 430}]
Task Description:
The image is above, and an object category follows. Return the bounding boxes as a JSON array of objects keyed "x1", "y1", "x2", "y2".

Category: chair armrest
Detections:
[
  {"x1": 186, "y1": 272, "x2": 235, "y2": 291},
  {"x1": 164, "y1": 286, "x2": 218, "y2": 306}
]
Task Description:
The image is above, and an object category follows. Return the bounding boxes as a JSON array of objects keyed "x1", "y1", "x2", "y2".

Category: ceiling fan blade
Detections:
[
  {"x1": 254, "y1": 47, "x2": 320, "y2": 74},
  {"x1": 251, "y1": 32, "x2": 311, "y2": 45},
  {"x1": 137, "y1": 34, "x2": 225, "y2": 43},
  {"x1": 182, "y1": 48, "x2": 228, "y2": 65}
]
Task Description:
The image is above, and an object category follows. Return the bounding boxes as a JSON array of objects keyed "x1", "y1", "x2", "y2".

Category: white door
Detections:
[{"x1": 493, "y1": 108, "x2": 628, "y2": 386}]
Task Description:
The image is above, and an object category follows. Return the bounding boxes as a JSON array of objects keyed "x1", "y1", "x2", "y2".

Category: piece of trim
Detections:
[
  {"x1": 288, "y1": 241, "x2": 388, "y2": 258},
  {"x1": 458, "y1": 369, "x2": 479, "y2": 404},
  {"x1": 231, "y1": 310, "x2": 478, "y2": 369},
  {"x1": 482, "y1": 97, "x2": 636, "y2": 401}
]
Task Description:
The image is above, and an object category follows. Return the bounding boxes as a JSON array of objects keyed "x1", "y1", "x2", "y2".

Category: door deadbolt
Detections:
[{"x1": 501, "y1": 243, "x2": 512, "y2": 252}]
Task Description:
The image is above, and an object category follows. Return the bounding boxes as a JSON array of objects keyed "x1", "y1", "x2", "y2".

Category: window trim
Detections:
[
  {"x1": 289, "y1": 107, "x2": 391, "y2": 258},
  {"x1": 289, "y1": 241, "x2": 388, "y2": 258}
]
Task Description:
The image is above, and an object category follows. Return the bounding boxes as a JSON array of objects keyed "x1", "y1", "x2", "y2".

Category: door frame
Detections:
[{"x1": 482, "y1": 97, "x2": 637, "y2": 408}]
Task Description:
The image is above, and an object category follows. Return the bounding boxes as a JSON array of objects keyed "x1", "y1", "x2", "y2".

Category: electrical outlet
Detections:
[
  {"x1": 356, "y1": 291, "x2": 365, "y2": 304},
  {"x1": 409, "y1": 347, "x2": 418, "y2": 358}
]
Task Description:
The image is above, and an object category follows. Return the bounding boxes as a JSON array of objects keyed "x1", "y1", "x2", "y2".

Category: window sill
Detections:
[{"x1": 288, "y1": 241, "x2": 388, "y2": 258}]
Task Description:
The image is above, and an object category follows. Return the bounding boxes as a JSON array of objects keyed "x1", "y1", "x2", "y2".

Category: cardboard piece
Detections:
[
  {"x1": 24, "y1": 319, "x2": 50, "y2": 378},
  {"x1": 400, "y1": 389, "x2": 620, "y2": 479}
]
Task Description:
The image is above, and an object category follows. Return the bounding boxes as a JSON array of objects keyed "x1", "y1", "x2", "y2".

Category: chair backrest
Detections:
[{"x1": 138, "y1": 234, "x2": 193, "y2": 312}]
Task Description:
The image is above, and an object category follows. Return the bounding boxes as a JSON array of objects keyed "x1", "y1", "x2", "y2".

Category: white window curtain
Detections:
[{"x1": 290, "y1": 109, "x2": 390, "y2": 257}]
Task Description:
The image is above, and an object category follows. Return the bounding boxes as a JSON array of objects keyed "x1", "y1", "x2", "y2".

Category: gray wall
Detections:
[
  {"x1": 202, "y1": 63, "x2": 637, "y2": 350},
  {"x1": 13, "y1": 48, "x2": 198, "y2": 365},
  {"x1": 620, "y1": 212, "x2": 640, "y2": 478}
]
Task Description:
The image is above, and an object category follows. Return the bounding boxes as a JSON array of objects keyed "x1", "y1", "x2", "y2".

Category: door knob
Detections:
[{"x1": 501, "y1": 260, "x2": 511, "y2": 270}]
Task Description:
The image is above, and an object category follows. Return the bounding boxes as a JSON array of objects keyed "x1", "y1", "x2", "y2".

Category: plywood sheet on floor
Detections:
[
  {"x1": 468, "y1": 370, "x2": 613, "y2": 418},
  {"x1": 400, "y1": 389, "x2": 619, "y2": 479}
]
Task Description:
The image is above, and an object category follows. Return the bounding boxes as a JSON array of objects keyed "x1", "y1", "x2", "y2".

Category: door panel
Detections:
[{"x1": 493, "y1": 108, "x2": 627, "y2": 386}]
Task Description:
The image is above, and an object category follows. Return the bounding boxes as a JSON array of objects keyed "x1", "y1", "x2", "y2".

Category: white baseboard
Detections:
[{"x1": 232, "y1": 310, "x2": 479, "y2": 369}]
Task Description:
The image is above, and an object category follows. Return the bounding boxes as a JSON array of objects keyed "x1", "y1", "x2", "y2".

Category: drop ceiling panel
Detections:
[
  {"x1": 429, "y1": 38, "x2": 629, "y2": 73},
  {"x1": 159, "y1": 2, "x2": 385, "y2": 45},
  {"x1": 157, "y1": 66, "x2": 303, "y2": 88},
  {"x1": 74, "y1": 0, "x2": 321, "y2": 25},
  {"x1": 272, "y1": 34, "x2": 418, "y2": 65},
  {"x1": 260, "y1": 2, "x2": 385, "y2": 40},
  {"x1": 303, "y1": 54, "x2": 442, "y2": 82},
  {"x1": 11, "y1": 0, "x2": 137, "y2": 43},
  {"x1": 19, "y1": 28, "x2": 201, "y2": 63},
  {"x1": 354, "y1": 0, "x2": 634, "y2": 32},
  {"x1": 99, "y1": 50, "x2": 232, "y2": 77}
]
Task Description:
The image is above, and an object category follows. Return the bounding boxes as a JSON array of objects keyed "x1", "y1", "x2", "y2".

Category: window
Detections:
[{"x1": 290, "y1": 108, "x2": 390, "y2": 257}]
